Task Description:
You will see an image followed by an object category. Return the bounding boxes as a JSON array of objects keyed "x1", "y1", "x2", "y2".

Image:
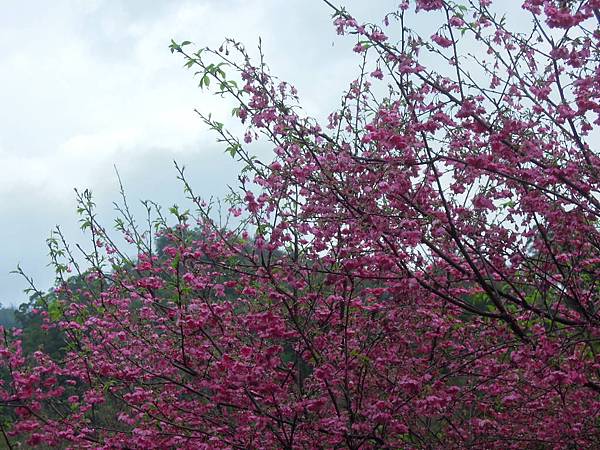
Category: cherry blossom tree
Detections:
[{"x1": 2, "y1": 0, "x2": 600, "y2": 448}]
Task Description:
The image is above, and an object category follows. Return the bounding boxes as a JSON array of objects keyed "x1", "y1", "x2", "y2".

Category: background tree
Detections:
[{"x1": 0, "y1": 306, "x2": 17, "y2": 330}]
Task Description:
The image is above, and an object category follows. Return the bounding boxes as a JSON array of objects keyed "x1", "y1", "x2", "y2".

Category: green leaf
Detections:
[
  {"x1": 48, "y1": 300, "x2": 62, "y2": 321},
  {"x1": 225, "y1": 144, "x2": 240, "y2": 157},
  {"x1": 169, "y1": 39, "x2": 181, "y2": 54}
]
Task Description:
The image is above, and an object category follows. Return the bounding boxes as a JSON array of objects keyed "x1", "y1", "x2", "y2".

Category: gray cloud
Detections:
[{"x1": 0, "y1": 0, "x2": 393, "y2": 306}]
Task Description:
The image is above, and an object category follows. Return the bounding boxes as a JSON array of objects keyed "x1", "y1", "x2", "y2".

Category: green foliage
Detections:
[{"x1": 15, "y1": 292, "x2": 66, "y2": 359}]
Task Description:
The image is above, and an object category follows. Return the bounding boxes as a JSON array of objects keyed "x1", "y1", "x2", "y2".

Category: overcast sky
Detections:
[{"x1": 0, "y1": 1, "x2": 399, "y2": 307}]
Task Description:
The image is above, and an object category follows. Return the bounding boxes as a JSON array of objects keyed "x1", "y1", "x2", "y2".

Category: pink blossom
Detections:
[{"x1": 431, "y1": 33, "x2": 453, "y2": 48}]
